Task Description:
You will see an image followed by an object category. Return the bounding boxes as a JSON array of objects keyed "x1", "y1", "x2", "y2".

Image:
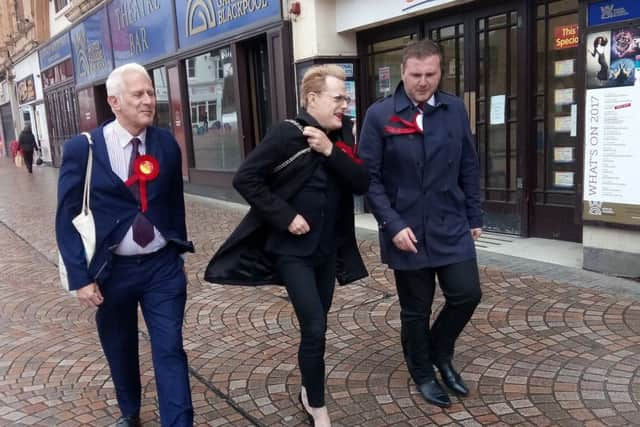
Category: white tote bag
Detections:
[{"x1": 59, "y1": 132, "x2": 96, "y2": 293}]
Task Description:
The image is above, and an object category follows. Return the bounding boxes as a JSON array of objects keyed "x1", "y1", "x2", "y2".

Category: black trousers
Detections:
[
  {"x1": 22, "y1": 150, "x2": 33, "y2": 173},
  {"x1": 393, "y1": 258, "x2": 481, "y2": 385},
  {"x1": 275, "y1": 252, "x2": 336, "y2": 407}
]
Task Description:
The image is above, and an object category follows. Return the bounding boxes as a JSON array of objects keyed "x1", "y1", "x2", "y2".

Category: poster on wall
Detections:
[
  {"x1": 583, "y1": 25, "x2": 640, "y2": 225},
  {"x1": 16, "y1": 75, "x2": 36, "y2": 104},
  {"x1": 586, "y1": 28, "x2": 639, "y2": 89}
]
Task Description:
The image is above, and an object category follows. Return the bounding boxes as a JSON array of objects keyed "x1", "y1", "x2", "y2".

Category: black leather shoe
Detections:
[
  {"x1": 114, "y1": 415, "x2": 141, "y2": 427},
  {"x1": 436, "y1": 361, "x2": 469, "y2": 396},
  {"x1": 417, "y1": 379, "x2": 451, "y2": 408}
]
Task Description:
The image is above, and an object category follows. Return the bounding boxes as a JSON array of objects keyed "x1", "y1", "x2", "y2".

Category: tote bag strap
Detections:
[
  {"x1": 80, "y1": 132, "x2": 94, "y2": 215},
  {"x1": 272, "y1": 119, "x2": 310, "y2": 174}
]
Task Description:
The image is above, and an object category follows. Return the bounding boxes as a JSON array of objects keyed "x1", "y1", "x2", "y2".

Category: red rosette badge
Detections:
[{"x1": 125, "y1": 155, "x2": 159, "y2": 213}]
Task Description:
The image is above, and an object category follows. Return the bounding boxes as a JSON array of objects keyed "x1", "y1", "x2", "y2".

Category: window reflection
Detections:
[
  {"x1": 152, "y1": 67, "x2": 171, "y2": 132},
  {"x1": 186, "y1": 47, "x2": 241, "y2": 171}
]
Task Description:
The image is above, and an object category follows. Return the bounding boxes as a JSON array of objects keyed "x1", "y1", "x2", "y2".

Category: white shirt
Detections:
[{"x1": 104, "y1": 120, "x2": 167, "y2": 255}]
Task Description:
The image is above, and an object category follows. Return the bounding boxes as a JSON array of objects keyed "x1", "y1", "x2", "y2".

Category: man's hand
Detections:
[
  {"x1": 470, "y1": 228, "x2": 482, "y2": 241},
  {"x1": 303, "y1": 126, "x2": 333, "y2": 157},
  {"x1": 288, "y1": 214, "x2": 310, "y2": 236},
  {"x1": 392, "y1": 227, "x2": 418, "y2": 253},
  {"x1": 77, "y1": 282, "x2": 104, "y2": 308}
]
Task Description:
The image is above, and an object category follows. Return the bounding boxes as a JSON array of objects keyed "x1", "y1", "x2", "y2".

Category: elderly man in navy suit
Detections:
[
  {"x1": 358, "y1": 40, "x2": 483, "y2": 408},
  {"x1": 56, "y1": 63, "x2": 194, "y2": 426}
]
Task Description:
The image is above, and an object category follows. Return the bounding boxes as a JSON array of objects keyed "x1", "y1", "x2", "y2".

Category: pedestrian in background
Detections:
[
  {"x1": 205, "y1": 64, "x2": 369, "y2": 427},
  {"x1": 56, "y1": 63, "x2": 194, "y2": 427},
  {"x1": 358, "y1": 39, "x2": 483, "y2": 408},
  {"x1": 18, "y1": 125, "x2": 37, "y2": 173}
]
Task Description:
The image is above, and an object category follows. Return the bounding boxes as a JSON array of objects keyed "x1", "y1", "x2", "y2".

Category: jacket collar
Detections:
[
  {"x1": 295, "y1": 109, "x2": 348, "y2": 142},
  {"x1": 393, "y1": 82, "x2": 449, "y2": 114}
]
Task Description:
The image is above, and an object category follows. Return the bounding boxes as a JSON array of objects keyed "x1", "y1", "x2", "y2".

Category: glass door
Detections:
[{"x1": 427, "y1": 4, "x2": 525, "y2": 235}]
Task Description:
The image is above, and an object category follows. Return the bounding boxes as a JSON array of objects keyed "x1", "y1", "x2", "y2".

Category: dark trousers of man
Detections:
[
  {"x1": 22, "y1": 150, "x2": 33, "y2": 173},
  {"x1": 96, "y1": 245, "x2": 193, "y2": 426},
  {"x1": 393, "y1": 258, "x2": 482, "y2": 385},
  {"x1": 275, "y1": 252, "x2": 336, "y2": 408}
]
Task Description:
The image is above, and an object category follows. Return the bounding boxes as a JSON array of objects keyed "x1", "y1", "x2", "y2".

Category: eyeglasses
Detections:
[{"x1": 322, "y1": 93, "x2": 352, "y2": 104}]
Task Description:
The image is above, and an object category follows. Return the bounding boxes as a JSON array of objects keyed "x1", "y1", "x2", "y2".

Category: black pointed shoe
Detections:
[
  {"x1": 114, "y1": 415, "x2": 141, "y2": 427},
  {"x1": 417, "y1": 379, "x2": 451, "y2": 408},
  {"x1": 436, "y1": 361, "x2": 469, "y2": 396}
]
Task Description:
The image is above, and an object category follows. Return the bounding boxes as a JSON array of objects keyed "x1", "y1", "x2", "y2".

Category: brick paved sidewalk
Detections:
[{"x1": 0, "y1": 159, "x2": 639, "y2": 426}]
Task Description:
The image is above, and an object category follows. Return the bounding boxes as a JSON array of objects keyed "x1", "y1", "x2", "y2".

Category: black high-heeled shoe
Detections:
[{"x1": 298, "y1": 392, "x2": 315, "y2": 426}]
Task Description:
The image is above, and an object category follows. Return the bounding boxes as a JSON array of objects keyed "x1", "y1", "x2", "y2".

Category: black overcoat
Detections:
[{"x1": 204, "y1": 110, "x2": 369, "y2": 286}]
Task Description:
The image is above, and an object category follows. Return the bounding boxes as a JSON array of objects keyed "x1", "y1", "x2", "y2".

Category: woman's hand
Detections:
[
  {"x1": 288, "y1": 214, "x2": 310, "y2": 235},
  {"x1": 303, "y1": 127, "x2": 333, "y2": 157}
]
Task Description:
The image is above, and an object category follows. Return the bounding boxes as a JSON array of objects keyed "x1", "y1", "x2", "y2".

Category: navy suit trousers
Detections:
[{"x1": 96, "y1": 245, "x2": 193, "y2": 426}]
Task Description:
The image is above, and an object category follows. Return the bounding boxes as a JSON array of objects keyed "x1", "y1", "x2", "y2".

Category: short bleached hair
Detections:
[
  {"x1": 300, "y1": 64, "x2": 346, "y2": 108},
  {"x1": 106, "y1": 63, "x2": 151, "y2": 97}
]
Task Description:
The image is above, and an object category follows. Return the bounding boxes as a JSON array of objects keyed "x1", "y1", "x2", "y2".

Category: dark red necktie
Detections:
[
  {"x1": 417, "y1": 102, "x2": 425, "y2": 112},
  {"x1": 128, "y1": 138, "x2": 155, "y2": 247}
]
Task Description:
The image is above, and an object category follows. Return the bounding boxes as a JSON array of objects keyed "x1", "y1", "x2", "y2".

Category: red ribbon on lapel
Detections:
[
  {"x1": 384, "y1": 113, "x2": 423, "y2": 135},
  {"x1": 335, "y1": 140, "x2": 363, "y2": 164},
  {"x1": 124, "y1": 154, "x2": 160, "y2": 212}
]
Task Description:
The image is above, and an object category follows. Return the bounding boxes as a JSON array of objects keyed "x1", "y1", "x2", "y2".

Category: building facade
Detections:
[{"x1": 1, "y1": 0, "x2": 637, "y2": 278}]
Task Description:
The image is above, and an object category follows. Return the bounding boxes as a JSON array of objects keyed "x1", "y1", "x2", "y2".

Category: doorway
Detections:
[{"x1": 428, "y1": 4, "x2": 525, "y2": 235}]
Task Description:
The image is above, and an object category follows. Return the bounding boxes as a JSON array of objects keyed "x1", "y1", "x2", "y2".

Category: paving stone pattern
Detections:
[{"x1": 0, "y1": 160, "x2": 639, "y2": 426}]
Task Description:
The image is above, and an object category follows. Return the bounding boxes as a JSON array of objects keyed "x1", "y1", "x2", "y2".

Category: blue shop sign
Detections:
[
  {"x1": 176, "y1": 0, "x2": 281, "y2": 50},
  {"x1": 71, "y1": 8, "x2": 114, "y2": 87},
  {"x1": 39, "y1": 32, "x2": 72, "y2": 70},
  {"x1": 588, "y1": 0, "x2": 640, "y2": 27},
  {"x1": 108, "y1": 0, "x2": 176, "y2": 67}
]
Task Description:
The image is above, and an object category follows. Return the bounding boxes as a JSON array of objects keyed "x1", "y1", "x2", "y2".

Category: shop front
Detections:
[
  {"x1": 53, "y1": 0, "x2": 293, "y2": 192},
  {"x1": 70, "y1": 6, "x2": 115, "y2": 135},
  {"x1": 39, "y1": 32, "x2": 78, "y2": 167},
  {"x1": 13, "y1": 52, "x2": 51, "y2": 166},
  {"x1": 0, "y1": 81, "x2": 13, "y2": 157},
  {"x1": 172, "y1": 0, "x2": 294, "y2": 189},
  {"x1": 342, "y1": 0, "x2": 582, "y2": 242}
]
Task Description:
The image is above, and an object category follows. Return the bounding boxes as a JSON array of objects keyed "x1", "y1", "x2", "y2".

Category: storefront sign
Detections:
[
  {"x1": 176, "y1": 0, "x2": 281, "y2": 50},
  {"x1": 554, "y1": 24, "x2": 579, "y2": 49},
  {"x1": 71, "y1": 8, "x2": 114, "y2": 87},
  {"x1": 16, "y1": 75, "x2": 36, "y2": 104},
  {"x1": 337, "y1": 0, "x2": 466, "y2": 32},
  {"x1": 108, "y1": 0, "x2": 176, "y2": 66},
  {"x1": 39, "y1": 32, "x2": 72, "y2": 70},
  {"x1": 588, "y1": 0, "x2": 640, "y2": 27}
]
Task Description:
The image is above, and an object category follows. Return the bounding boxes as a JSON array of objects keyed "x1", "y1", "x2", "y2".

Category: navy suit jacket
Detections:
[
  {"x1": 358, "y1": 83, "x2": 482, "y2": 270},
  {"x1": 56, "y1": 121, "x2": 194, "y2": 290}
]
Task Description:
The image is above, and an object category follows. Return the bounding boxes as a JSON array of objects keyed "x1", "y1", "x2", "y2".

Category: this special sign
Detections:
[
  {"x1": 176, "y1": 0, "x2": 280, "y2": 50},
  {"x1": 108, "y1": 0, "x2": 176, "y2": 67},
  {"x1": 71, "y1": 8, "x2": 114, "y2": 87}
]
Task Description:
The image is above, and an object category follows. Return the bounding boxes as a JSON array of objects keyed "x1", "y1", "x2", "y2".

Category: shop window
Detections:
[
  {"x1": 535, "y1": 0, "x2": 578, "y2": 197},
  {"x1": 54, "y1": 0, "x2": 69, "y2": 13},
  {"x1": 187, "y1": 58, "x2": 196, "y2": 78},
  {"x1": 366, "y1": 35, "x2": 416, "y2": 102},
  {"x1": 186, "y1": 46, "x2": 241, "y2": 171},
  {"x1": 152, "y1": 67, "x2": 171, "y2": 131}
]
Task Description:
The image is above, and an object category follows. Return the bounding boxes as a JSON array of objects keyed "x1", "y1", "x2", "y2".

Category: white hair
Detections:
[{"x1": 106, "y1": 63, "x2": 151, "y2": 97}]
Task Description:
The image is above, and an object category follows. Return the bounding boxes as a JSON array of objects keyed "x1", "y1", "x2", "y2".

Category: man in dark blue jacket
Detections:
[
  {"x1": 56, "y1": 63, "x2": 194, "y2": 426},
  {"x1": 358, "y1": 40, "x2": 483, "y2": 408}
]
